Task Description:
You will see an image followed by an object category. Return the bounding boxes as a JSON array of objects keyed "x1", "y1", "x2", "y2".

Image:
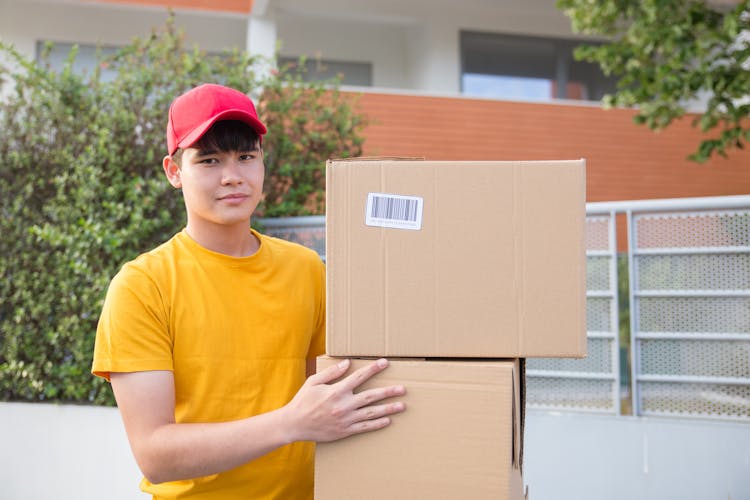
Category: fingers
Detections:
[
  {"x1": 306, "y1": 358, "x2": 350, "y2": 385},
  {"x1": 345, "y1": 416, "x2": 392, "y2": 435},
  {"x1": 325, "y1": 402, "x2": 404, "y2": 441},
  {"x1": 337, "y1": 358, "x2": 390, "y2": 392},
  {"x1": 349, "y1": 401, "x2": 406, "y2": 426},
  {"x1": 352, "y1": 385, "x2": 406, "y2": 408}
]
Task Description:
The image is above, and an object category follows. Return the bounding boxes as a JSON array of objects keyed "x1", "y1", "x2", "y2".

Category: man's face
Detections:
[{"x1": 165, "y1": 144, "x2": 265, "y2": 230}]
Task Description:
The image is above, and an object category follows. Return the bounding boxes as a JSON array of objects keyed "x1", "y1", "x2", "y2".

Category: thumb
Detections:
[{"x1": 306, "y1": 358, "x2": 350, "y2": 386}]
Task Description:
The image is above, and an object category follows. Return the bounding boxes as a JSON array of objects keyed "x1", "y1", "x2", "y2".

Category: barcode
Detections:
[
  {"x1": 365, "y1": 193, "x2": 423, "y2": 231},
  {"x1": 370, "y1": 195, "x2": 419, "y2": 222}
]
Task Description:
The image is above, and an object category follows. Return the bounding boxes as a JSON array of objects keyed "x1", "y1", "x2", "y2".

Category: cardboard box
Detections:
[
  {"x1": 326, "y1": 158, "x2": 586, "y2": 358},
  {"x1": 314, "y1": 356, "x2": 527, "y2": 500}
]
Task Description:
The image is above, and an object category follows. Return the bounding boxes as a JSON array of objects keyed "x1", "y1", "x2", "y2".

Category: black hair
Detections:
[{"x1": 172, "y1": 120, "x2": 260, "y2": 165}]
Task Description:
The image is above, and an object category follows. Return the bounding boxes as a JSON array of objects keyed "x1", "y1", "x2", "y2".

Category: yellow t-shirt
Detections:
[{"x1": 92, "y1": 229, "x2": 326, "y2": 499}]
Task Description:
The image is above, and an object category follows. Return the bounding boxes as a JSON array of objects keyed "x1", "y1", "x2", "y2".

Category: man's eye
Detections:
[
  {"x1": 240, "y1": 154, "x2": 257, "y2": 161},
  {"x1": 200, "y1": 158, "x2": 218, "y2": 164}
]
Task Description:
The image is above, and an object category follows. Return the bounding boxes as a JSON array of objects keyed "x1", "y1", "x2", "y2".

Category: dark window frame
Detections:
[
  {"x1": 459, "y1": 30, "x2": 617, "y2": 101},
  {"x1": 277, "y1": 56, "x2": 373, "y2": 87}
]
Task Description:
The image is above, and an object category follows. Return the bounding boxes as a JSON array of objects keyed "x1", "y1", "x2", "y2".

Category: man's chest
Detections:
[{"x1": 168, "y1": 274, "x2": 317, "y2": 360}]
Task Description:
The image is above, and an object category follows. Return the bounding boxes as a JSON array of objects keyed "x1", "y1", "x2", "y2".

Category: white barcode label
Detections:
[{"x1": 365, "y1": 192, "x2": 423, "y2": 230}]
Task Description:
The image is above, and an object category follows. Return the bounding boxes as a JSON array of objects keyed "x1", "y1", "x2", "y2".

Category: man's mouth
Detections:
[{"x1": 219, "y1": 193, "x2": 249, "y2": 200}]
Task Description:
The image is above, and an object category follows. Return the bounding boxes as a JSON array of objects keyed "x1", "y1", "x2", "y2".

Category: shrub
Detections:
[{"x1": 0, "y1": 16, "x2": 366, "y2": 405}]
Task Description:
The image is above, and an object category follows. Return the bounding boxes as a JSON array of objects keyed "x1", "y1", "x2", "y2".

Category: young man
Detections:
[{"x1": 92, "y1": 83, "x2": 406, "y2": 499}]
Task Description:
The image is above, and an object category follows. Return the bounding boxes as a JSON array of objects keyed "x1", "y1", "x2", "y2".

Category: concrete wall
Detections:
[
  {"x1": 0, "y1": 0, "x2": 583, "y2": 93},
  {"x1": 2, "y1": 402, "x2": 748, "y2": 500},
  {"x1": 0, "y1": 0, "x2": 247, "y2": 61},
  {"x1": 272, "y1": 0, "x2": 576, "y2": 93},
  {"x1": 0, "y1": 402, "x2": 142, "y2": 500},
  {"x1": 275, "y1": 14, "x2": 411, "y2": 89},
  {"x1": 524, "y1": 411, "x2": 750, "y2": 500}
]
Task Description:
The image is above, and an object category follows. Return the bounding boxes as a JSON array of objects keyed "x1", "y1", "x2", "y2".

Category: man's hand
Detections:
[{"x1": 281, "y1": 358, "x2": 406, "y2": 443}]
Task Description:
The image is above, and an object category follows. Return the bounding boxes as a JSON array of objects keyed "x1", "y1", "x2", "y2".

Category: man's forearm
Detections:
[
  {"x1": 112, "y1": 360, "x2": 405, "y2": 486},
  {"x1": 134, "y1": 407, "x2": 291, "y2": 484}
]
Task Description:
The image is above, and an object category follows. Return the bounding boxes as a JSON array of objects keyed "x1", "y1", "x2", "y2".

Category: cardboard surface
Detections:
[
  {"x1": 326, "y1": 158, "x2": 587, "y2": 358},
  {"x1": 314, "y1": 356, "x2": 526, "y2": 500}
]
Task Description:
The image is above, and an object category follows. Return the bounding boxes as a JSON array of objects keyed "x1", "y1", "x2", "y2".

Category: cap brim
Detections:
[{"x1": 176, "y1": 109, "x2": 268, "y2": 152}]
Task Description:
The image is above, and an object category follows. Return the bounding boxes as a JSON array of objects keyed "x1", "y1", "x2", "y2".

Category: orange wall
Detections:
[
  {"x1": 87, "y1": 0, "x2": 252, "y2": 13},
  {"x1": 355, "y1": 92, "x2": 750, "y2": 203}
]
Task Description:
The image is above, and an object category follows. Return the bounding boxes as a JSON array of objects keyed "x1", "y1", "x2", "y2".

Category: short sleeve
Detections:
[
  {"x1": 306, "y1": 257, "x2": 326, "y2": 360},
  {"x1": 92, "y1": 263, "x2": 174, "y2": 381}
]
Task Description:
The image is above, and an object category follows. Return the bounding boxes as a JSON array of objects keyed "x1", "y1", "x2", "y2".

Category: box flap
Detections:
[
  {"x1": 510, "y1": 360, "x2": 527, "y2": 499},
  {"x1": 519, "y1": 359, "x2": 526, "y2": 470},
  {"x1": 328, "y1": 156, "x2": 425, "y2": 162}
]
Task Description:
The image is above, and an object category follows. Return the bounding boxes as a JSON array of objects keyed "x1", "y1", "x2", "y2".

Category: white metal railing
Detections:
[
  {"x1": 260, "y1": 195, "x2": 750, "y2": 421},
  {"x1": 257, "y1": 215, "x2": 327, "y2": 260},
  {"x1": 526, "y1": 210, "x2": 621, "y2": 414},
  {"x1": 589, "y1": 195, "x2": 750, "y2": 421}
]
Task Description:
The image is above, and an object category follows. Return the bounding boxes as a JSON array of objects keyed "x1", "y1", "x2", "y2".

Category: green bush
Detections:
[{"x1": 0, "y1": 17, "x2": 366, "y2": 405}]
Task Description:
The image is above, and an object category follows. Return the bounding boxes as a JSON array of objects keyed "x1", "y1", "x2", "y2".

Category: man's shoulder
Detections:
[
  {"x1": 259, "y1": 232, "x2": 323, "y2": 265},
  {"x1": 114, "y1": 233, "x2": 183, "y2": 283}
]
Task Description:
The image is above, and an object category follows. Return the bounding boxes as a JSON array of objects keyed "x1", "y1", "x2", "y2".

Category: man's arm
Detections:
[{"x1": 111, "y1": 358, "x2": 404, "y2": 484}]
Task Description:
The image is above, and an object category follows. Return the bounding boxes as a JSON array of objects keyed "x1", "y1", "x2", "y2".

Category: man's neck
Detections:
[{"x1": 185, "y1": 221, "x2": 260, "y2": 257}]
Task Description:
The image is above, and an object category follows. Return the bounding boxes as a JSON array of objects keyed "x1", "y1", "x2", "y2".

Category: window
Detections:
[
  {"x1": 36, "y1": 41, "x2": 120, "y2": 82},
  {"x1": 277, "y1": 56, "x2": 372, "y2": 86},
  {"x1": 460, "y1": 31, "x2": 617, "y2": 102}
]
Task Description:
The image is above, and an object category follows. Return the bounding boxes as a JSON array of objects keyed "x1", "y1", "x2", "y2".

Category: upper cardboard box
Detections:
[{"x1": 326, "y1": 159, "x2": 587, "y2": 358}]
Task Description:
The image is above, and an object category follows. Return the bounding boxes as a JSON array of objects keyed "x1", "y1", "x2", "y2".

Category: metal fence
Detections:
[
  {"x1": 526, "y1": 212, "x2": 621, "y2": 414},
  {"x1": 530, "y1": 195, "x2": 750, "y2": 421},
  {"x1": 258, "y1": 215, "x2": 327, "y2": 261},
  {"x1": 259, "y1": 194, "x2": 750, "y2": 422},
  {"x1": 624, "y1": 197, "x2": 750, "y2": 421}
]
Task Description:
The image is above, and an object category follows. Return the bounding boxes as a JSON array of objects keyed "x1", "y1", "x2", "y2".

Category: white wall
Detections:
[
  {"x1": 0, "y1": 0, "x2": 248, "y2": 61},
  {"x1": 2, "y1": 402, "x2": 749, "y2": 500},
  {"x1": 0, "y1": 0, "x2": 596, "y2": 94},
  {"x1": 275, "y1": 14, "x2": 411, "y2": 89},
  {"x1": 269, "y1": 0, "x2": 580, "y2": 93},
  {"x1": 524, "y1": 411, "x2": 750, "y2": 500},
  {"x1": 404, "y1": 21, "x2": 460, "y2": 93},
  {"x1": 0, "y1": 402, "x2": 143, "y2": 500}
]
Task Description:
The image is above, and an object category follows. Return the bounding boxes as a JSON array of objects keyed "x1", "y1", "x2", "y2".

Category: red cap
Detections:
[{"x1": 166, "y1": 83, "x2": 267, "y2": 156}]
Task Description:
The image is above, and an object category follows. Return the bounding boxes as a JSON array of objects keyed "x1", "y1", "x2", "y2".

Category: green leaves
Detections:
[
  {"x1": 257, "y1": 62, "x2": 366, "y2": 217},
  {"x1": 557, "y1": 0, "x2": 750, "y2": 162},
  {"x1": 0, "y1": 15, "x2": 364, "y2": 405}
]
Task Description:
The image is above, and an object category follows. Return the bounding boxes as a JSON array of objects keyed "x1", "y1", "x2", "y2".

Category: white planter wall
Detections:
[
  {"x1": 2, "y1": 402, "x2": 749, "y2": 500},
  {"x1": 0, "y1": 402, "x2": 143, "y2": 500}
]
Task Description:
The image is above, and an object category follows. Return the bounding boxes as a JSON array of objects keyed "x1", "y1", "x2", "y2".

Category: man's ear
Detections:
[{"x1": 163, "y1": 155, "x2": 182, "y2": 189}]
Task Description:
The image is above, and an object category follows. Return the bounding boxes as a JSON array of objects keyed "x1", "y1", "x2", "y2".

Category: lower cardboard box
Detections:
[{"x1": 315, "y1": 356, "x2": 528, "y2": 500}]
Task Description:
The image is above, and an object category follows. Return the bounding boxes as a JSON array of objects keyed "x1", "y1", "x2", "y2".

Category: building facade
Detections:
[{"x1": 2, "y1": 0, "x2": 749, "y2": 202}]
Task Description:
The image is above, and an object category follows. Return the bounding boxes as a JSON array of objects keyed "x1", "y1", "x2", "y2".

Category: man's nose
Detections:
[{"x1": 221, "y1": 159, "x2": 243, "y2": 184}]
